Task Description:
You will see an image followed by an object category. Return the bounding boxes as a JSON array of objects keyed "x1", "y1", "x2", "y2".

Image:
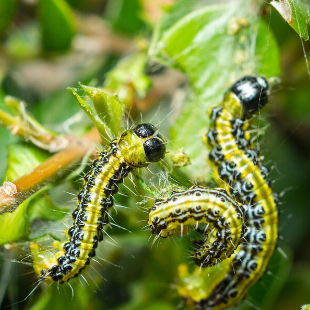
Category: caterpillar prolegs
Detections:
[
  {"x1": 30, "y1": 123, "x2": 166, "y2": 283},
  {"x1": 149, "y1": 186, "x2": 247, "y2": 267},
  {"x1": 149, "y1": 77, "x2": 279, "y2": 309}
]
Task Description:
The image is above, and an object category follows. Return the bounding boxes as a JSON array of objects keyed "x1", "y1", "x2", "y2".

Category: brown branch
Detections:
[{"x1": 0, "y1": 128, "x2": 102, "y2": 214}]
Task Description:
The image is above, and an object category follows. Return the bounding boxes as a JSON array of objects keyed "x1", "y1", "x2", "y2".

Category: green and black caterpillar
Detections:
[
  {"x1": 149, "y1": 186, "x2": 247, "y2": 267},
  {"x1": 149, "y1": 76, "x2": 279, "y2": 310},
  {"x1": 30, "y1": 123, "x2": 166, "y2": 283}
]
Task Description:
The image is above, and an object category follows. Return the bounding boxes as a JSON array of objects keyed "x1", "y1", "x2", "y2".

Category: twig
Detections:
[
  {"x1": 0, "y1": 128, "x2": 102, "y2": 214},
  {"x1": 0, "y1": 107, "x2": 68, "y2": 153}
]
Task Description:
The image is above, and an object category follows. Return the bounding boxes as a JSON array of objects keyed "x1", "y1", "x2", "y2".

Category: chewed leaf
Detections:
[
  {"x1": 67, "y1": 86, "x2": 111, "y2": 141},
  {"x1": 38, "y1": 0, "x2": 76, "y2": 52},
  {"x1": 0, "y1": 144, "x2": 66, "y2": 244},
  {"x1": 151, "y1": 1, "x2": 281, "y2": 95},
  {"x1": 68, "y1": 85, "x2": 125, "y2": 138},
  {"x1": 149, "y1": 0, "x2": 281, "y2": 179},
  {"x1": 271, "y1": 0, "x2": 310, "y2": 41},
  {"x1": 79, "y1": 84, "x2": 125, "y2": 137}
]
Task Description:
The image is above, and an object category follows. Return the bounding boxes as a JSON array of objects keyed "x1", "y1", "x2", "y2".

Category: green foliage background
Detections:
[{"x1": 0, "y1": 0, "x2": 309, "y2": 309}]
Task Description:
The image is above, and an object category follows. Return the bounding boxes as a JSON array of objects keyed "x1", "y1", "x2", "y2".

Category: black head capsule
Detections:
[
  {"x1": 134, "y1": 123, "x2": 157, "y2": 138},
  {"x1": 119, "y1": 124, "x2": 166, "y2": 168},
  {"x1": 143, "y1": 136, "x2": 166, "y2": 162},
  {"x1": 133, "y1": 123, "x2": 166, "y2": 162},
  {"x1": 230, "y1": 76, "x2": 269, "y2": 114}
]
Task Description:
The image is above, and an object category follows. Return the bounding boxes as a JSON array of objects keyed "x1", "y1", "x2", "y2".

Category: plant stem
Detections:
[
  {"x1": 0, "y1": 128, "x2": 102, "y2": 214},
  {"x1": 0, "y1": 108, "x2": 68, "y2": 152}
]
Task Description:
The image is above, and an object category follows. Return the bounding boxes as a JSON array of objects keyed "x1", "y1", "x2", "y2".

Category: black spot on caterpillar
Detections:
[{"x1": 30, "y1": 123, "x2": 166, "y2": 283}]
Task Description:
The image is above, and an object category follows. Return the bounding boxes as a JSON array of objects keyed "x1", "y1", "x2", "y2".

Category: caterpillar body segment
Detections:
[{"x1": 149, "y1": 186, "x2": 247, "y2": 267}]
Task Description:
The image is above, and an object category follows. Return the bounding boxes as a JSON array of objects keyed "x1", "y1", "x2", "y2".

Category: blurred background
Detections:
[{"x1": 0, "y1": 0, "x2": 309, "y2": 309}]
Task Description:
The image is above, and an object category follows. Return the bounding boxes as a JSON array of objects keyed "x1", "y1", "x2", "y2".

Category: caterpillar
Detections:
[
  {"x1": 149, "y1": 76, "x2": 279, "y2": 310},
  {"x1": 199, "y1": 76, "x2": 279, "y2": 308},
  {"x1": 30, "y1": 123, "x2": 166, "y2": 283},
  {"x1": 149, "y1": 186, "x2": 247, "y2": 267}
]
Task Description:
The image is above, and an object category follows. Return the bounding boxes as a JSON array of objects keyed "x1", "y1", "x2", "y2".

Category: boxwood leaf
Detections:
[{"x1": 38, "y1": 0, "x2": 76, "y2": 52}]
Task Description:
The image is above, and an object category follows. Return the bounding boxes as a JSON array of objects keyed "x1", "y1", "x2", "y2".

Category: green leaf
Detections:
[
  {"x1": 80, "y1": 84, "x2": 125, "y2": 137},
  {"x1": 272, "y1": 262, "x2": 310, "y2": 309},
  {"x1": 5, "y1": 144, "x2": 50, "y2": 181},
  {"x1": 67, "y1": 87, "x2": 109, "y2": 138},
  {"x1": 104, "y1": 0, "x2": 145, "y2": 36},
  {"x1": 0, "y1": 0, "x2": 17, "y2": 36},
  {"x1": 27, "y1": 190, "x2": 67, "y2": 222},
  {"x1": 28, "y1": 281, "x2": 92, "y2": 310},
  {"x1": 37, "y1": 0, "x2": 76, "y2": 52},
  {"x1": 302, "y1": 306, "x2": 310, "y2": 310},
  {"x1": 270, "y1": 0, "x2": 310, "y2": 41},
  {"x1": 0, "y1": 199, "x2": 29, "y2": 244},
  {"x1": 149, "y1": 0, "x2": 281, "y2": 179},
  {"x1": 68, "y1": 84, "x2": 125, "y2": 139},
  {"x1": 3, "y1": 96, "x2": 63, "y2": 150},
  {"x1": 0, "y1": 144, "x2": 65, "y2": 244}
]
